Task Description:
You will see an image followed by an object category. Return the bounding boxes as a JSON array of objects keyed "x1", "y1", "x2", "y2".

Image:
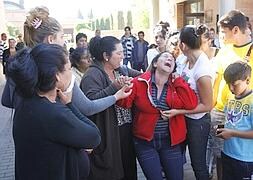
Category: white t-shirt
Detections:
[
  {"x1": 146, "y1": 48, "x2": 159, "y2": 66},
  {"x1": 176, "y1": 54, "x2": 187, "y2": 75},
  {"x1": 180, "y1": 52, "x2": 214, "y2": 119}
]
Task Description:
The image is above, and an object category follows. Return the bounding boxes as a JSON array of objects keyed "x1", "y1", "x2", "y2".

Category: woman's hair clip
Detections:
[
  {"x1": 153, "y1": 25, "x2": 162, "y2": 34},
  {"x1": 31, "y1": 18, "x2": 42, "y2": 29},
  {"x1": 166, "y1": 31, "x2": 171, "y2": 39}
]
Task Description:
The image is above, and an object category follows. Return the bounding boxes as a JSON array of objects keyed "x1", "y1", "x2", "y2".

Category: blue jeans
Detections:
[
  {"x1": 222, "y1": 152, "x2": 253, "y2": 180},
  {"x1": 134, "y1": 133, "x2": 184, "y2": 180},
  {"x1": 186, "y1": 113, "x2": 211, "y2": 180}
]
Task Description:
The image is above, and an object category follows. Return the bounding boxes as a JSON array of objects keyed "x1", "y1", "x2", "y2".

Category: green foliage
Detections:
[
  {"x1": 127, "y1": 11, "x2": 132, "y2": 28},
  {"x1": 92, "y1": 22, "x2": 95, "y2": 31},
  {"x1": 76, "y1": 23, "x2": 91, "y2": 32},
  {"x1": 140, "y1": 10, "x2": 150, "y2": 29},
  {"x1": 100, "y1": 18, "x2": 105, "y2": 30},
  {"x1": 7, "y1": 26, "x2": 20, "y2": 37},
  {"x1": 117, "y1": 11, "x2": 125, "y2": 30},
  {"x1": 96, "y1": 19, "x2": 100, "y2": 30},
  {"x1": 105, "y1": 18, "x2": 110, "y2": 30}
]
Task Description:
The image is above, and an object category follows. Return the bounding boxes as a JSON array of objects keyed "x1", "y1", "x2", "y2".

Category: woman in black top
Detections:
[
  {"x1": 8, "y1": 43, "x2": 101, "y2": 180},
  {"x1": 81, "y1": 36, "x2": 141, "y2": 180}
]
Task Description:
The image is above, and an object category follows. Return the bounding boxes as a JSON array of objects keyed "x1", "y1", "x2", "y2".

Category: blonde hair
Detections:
[{"x1": 24, "y1": 6, "x2": 62, "y2": 48}]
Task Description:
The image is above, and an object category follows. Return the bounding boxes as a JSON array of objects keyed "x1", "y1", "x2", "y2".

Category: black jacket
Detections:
[{"x1": 14, "y1": 95, "x2": 101, "y2": 180}]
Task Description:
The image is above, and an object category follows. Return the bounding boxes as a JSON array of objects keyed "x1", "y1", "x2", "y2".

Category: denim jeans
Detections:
[
  {"x1": 134, "y1": 133, "x2": 184, "y2": 180},
  {"x1": 222, "y1": 152, "x2": 253, "y2": 180},
  {"x1": 186, "y1": 113, "x2": 211, "y2": 180}
]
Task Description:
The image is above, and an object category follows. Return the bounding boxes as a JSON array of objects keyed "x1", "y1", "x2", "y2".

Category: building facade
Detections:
[
  {"x1": 152, "y1": 0, "x2": 253, "y2": 32},
  {"x1": 1, "y1": 0, "x2": 253, "y2": 38}
]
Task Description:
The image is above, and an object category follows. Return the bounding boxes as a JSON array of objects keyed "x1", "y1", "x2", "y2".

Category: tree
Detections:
[
  {"x1": 140, "y1": 10, "x2": 150, "y2": 29},
  {"x1": 88, "y1": 9, "x2": 94, "y2": 30},
  {"x1": 105, "y1": 18, "x2": 110, "y2": 30},
  {"x1": 7, "y1": 26, "x2": 20, "y2": 37},
  {"x1": 100, "y1": 18, "x2": 105, "y2": 30},
  {"x1": 127, "y1": 11, "x2": 133, "y2": 28},
  {"x1": 77, "y1": 9, "x2": 84, "y2": 19},
  {"x1": 88, "y1": 9, "x2": 94, "y2": 20},
  {"x1": 117, "y1": 11, "x2": 125, "y2": 30},
  {"x1": 92, "y1": 22, "x2": 95, "y2": 31},
  {"x1": 110, "y1": 14, "x2": 114, "y2": 30},
  {"x1": 96, "y1": 19, "x2": 100, "y2": 30},
  {"x1": 76, "y1": 23, "x2": 90, "y2": 32}
]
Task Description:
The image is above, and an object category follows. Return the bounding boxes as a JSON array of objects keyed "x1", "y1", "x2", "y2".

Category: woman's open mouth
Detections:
[{"x1": 164, "y1": 62, "x2": 171, "y2": 67}]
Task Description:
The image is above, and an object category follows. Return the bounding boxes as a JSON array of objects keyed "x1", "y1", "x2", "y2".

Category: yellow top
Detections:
[{"x1": 214, "y1": 42, "x2": 253, "y2": 112}]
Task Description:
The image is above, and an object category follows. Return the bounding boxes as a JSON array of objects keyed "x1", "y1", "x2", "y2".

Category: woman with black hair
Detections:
[
  {"x1": 166, "y1": 25, "x2": 214, "y2": 180},
  {"x1": 117, "y1": 51, "x2": 198, "y2": 180},
  {"x1": 8, "y1": 43, "x2": 101, "y2": 180},
  {"x1": 81, "y1": 36, "x2": 141, "y2": 180}
]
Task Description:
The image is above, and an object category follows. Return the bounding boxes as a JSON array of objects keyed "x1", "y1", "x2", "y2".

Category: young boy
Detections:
[{"x1": 217, "y1": 61, "x2": 253, "y2": 180}]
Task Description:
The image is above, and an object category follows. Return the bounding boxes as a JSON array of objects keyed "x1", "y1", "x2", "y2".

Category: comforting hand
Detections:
[
  {"x1": 115, "y1": 75, "x2": 133, "y2": 88},
  {"x1": 114, "y1": 84, "x2": 133, "y2": 101},
  {"x1": 160, "y1": 109, "x2": 181, "y2": 119},
  {"x1": 57, "y1": 89, "x2": 72, "y2": 105},
  {"x1": 216, "y1": 128, "x2": 234, "y2": 140}
]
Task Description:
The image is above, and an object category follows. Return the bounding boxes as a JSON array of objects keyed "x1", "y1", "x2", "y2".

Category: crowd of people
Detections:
[{"x1": 0, "y1": 5, "x2": 253, "y2": 180}]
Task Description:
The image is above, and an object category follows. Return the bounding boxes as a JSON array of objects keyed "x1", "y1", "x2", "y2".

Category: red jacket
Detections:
[{"x1": 117, "y1": 72, "x2": 198, "y2": 145}]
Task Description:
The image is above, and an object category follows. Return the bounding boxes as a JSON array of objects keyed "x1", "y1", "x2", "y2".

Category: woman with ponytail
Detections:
[{"x1": 165, "y1": 25, "x2": 214, "y2": 180}]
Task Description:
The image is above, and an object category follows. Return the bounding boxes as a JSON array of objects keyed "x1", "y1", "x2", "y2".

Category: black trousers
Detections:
[{"x1": 119, "y1": 123, "x2": 137, "y2": 180}]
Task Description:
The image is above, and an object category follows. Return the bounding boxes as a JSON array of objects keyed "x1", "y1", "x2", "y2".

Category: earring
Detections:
[{"x1": 105, "y1": 58, "x2": 109, "y2": 61}]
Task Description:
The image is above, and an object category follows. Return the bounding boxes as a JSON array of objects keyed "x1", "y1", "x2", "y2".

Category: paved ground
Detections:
[
  {"x1": 0, "y1": 65, "x2": 15, "y2": 180},
  {"x1": 0, "y1": 64, "x2": 217, "y2": 180}
]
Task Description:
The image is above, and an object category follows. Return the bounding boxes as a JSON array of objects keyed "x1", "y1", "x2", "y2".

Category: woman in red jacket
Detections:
[{"x1": 117, "y1": 51, "x2": 198, "y2": 180}]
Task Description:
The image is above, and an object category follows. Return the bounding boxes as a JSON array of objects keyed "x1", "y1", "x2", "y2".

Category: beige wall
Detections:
[
  {"x1": 0, "y1": 0, "x2": 6, "y2": 33},
  {"x1": 5, "y1": 9, "x2": 26, "y2": 36},
  {"x1": 204, "y1": 0, "x2": 219, "y2": 30},
  {"x1": 151, "y1": 0, "x2": 160, "y2": 27}
]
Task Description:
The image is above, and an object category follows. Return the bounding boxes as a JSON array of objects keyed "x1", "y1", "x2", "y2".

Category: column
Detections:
[{"x1": 219, "y1": 0, "x2": 235, "y2": 17}]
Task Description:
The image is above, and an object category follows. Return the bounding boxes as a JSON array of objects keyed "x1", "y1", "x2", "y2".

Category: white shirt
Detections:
[
  {"x1": 180, "y1": 52, "x2": 214, "y2": 119},
  {"x1": 146, "y1": 48, "x2": 159, "y2": 66}
]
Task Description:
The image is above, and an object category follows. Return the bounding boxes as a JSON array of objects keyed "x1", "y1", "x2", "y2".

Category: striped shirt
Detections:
[
  {"x1": 151, "y1": 74, "x2": 170, "y2": 135},
  {"x1": 121, "y1": 35, "x2": 136, "y2": 59},
  {"x1": 0, "y1": 41, "x2": 7, "y2": 60}
]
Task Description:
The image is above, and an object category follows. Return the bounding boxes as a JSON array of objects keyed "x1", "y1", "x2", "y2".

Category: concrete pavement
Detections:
[{"x1": 0, "y1": 66, "x2": 15, "y2": 180}]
